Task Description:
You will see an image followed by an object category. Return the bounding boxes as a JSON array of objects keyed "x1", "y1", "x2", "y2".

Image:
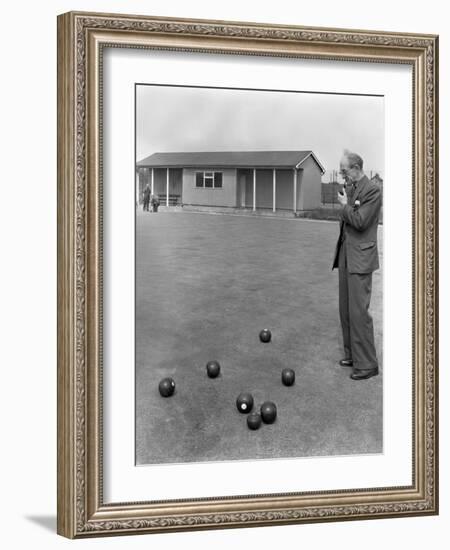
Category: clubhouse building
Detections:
[{"x1": 136, "y1": 150, "x2": 325, "y2": 213}]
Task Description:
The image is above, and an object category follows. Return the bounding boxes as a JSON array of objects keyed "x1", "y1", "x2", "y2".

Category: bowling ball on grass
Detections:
[
  {"x1": 259, "y1": 329, "x2": 272, "y2": 343},
  {"x1": 260, "y1": 401, "x2": 277, "y2": 424},
  {"x1": 281, "y1": 368, "x2": 295, "y2": 386},
  {"x1": 236, "y1": 392, "x2": 254, "y2": 414},
  {"x1": 158, "y1": 377, "x2": 175, "y2": 397},
  {"x1": 206, "y1": 360, "x2": 221, "y2": 378},
  {"x1": 247, "y1": 413, "x2": 262, "y2": 430}
]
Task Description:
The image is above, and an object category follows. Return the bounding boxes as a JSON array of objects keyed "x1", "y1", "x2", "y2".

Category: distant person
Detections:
[
  {"x1": 151, "y1": 193, "x2": 160, "y2": 212},
  {"x1": 143, "y1": 183, "x2": 151, "y2": 212},
  {"x1": 332, "y1": 150, "x2": 382, "y2": 381}
]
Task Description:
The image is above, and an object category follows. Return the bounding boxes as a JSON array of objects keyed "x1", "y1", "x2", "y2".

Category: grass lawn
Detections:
[{"x1": 135, "y1": 211, "x2": 383, "y2": 465}]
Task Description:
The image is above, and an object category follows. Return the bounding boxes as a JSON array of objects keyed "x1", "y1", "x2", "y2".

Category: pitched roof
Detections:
[{"x1": 137, "y1": 151, "x2": 325, "y2": 173}]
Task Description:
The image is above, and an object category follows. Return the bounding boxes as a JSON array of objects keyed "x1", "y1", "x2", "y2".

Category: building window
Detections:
[
  {"x1": 205, "y1": 172, "x2": 214, "y2": 188},
  {"x1": 195, "y1": 171, "x2": 223, "y2": 188}
]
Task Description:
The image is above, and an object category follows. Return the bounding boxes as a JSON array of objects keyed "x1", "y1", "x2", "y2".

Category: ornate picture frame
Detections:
[{"x1": 57, "y1": 11, "x2": 438, "y2": 538}]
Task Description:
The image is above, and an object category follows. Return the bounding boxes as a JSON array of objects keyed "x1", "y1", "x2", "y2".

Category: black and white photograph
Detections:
[
  {"x1": 134, "y1": 83, "x2": 384, "y2": 466},
  {"x1": 1, "y1": 0, "x2": 443, "y2": 545}
]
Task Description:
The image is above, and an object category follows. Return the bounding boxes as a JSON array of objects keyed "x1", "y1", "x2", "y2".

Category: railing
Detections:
[{"x1": 156, "y1": 194, "x2": 181, "y2": 206}]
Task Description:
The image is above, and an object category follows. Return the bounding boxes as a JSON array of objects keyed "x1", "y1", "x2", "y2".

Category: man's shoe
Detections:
[
  {"x1": 339, "y1": 358, "x2": 353, "y2": 367},
  {"x1": 350, "y1": 368, "x2": 379, "y2": 381}
]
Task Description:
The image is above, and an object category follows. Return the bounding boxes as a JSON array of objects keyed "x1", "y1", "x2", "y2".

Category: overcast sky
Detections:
[{"x1": 136, "y1": 84, "x2": 384, "y2": 177}]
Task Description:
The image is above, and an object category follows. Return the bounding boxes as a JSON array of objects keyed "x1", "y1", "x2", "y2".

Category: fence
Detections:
[{"x1": 321, "y1": 170, "x2": 384, "y2": 208}]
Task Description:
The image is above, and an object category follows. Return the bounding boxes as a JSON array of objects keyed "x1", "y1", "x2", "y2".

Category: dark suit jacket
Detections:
[{"x1": 332, "y1": 175, "x2": 382, "y2": 274}]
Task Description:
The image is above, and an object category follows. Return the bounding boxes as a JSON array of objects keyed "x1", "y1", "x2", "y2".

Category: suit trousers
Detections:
[{"x1": 338, "y1": 240, "x2": 378, "y2": 370}]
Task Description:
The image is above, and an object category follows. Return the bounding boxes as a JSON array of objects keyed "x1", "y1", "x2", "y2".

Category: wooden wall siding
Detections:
[
  {"x1": 275, "y1": 169, "x2": 294, "y2": 210},
  {"x1": 300, "y1": 156, "x2": 322, "y2": 210},
  {"x1": 183, "y1": 168, "x2": 237, "y2": 207}
]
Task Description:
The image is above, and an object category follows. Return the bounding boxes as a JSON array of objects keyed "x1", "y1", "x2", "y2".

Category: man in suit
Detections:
[{"x1": 332, "y1": 150, "x2": 382, "y2": 380}]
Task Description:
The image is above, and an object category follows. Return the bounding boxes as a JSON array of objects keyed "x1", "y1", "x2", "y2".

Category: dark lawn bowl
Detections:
[
  {"x1": 281, "y1": 368, "x2": 296, "y2": 386},
  {"x1": 236, "y1": 392, "x2": 254, "y2": 414},
  {"x1": 158, "y1": 377, "x2": 176, "y2": 398},
  {"x1": 259, "y1": 329, "x2": 272, "y2": 343},
  {"x1": 260, "y1": 401, "x2": 277, "y2": 424},
  {"x1": 206, "y1": 360, "x2": 221, "y2": 378},
  {"x1": 247, "y1": 412, "x2": 262, "y2": 430}
]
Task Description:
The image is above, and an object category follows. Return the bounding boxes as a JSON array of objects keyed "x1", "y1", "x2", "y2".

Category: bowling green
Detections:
[{"x1": 135, "y1": 211, "x2": 383, "y2": 464}]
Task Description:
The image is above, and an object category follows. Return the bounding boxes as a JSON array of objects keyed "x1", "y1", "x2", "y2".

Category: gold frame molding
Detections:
[{"x1": 57, "y1": 11, "x2": 439, "y2": 539}]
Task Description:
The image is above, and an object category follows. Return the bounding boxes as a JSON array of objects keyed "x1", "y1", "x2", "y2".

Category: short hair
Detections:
[{"x1": 343, "y1": 149, "x2": 364, "y2": 170}]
